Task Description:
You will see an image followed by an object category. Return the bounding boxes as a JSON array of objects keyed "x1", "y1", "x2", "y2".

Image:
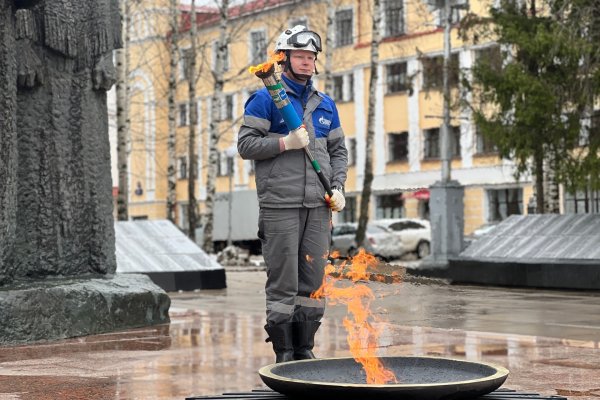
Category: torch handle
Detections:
[
  {"x1": 303, "y1": 147, "x2": 334, "y2": 197},
  {"x1": 260, "y1": 73, "x2": 334, "y2": 198}
]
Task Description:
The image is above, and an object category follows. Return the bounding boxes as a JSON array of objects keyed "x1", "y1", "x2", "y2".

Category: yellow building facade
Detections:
[{"x1": 124, "y1": 0, "x2": 534, "y2": 237}]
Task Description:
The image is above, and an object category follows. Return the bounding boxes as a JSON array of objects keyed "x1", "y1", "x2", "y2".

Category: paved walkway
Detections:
[{"x1": 0, "y1": 269, "x2": 599, "y2": 400}]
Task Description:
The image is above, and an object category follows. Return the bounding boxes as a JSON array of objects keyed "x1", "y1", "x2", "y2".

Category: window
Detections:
[
  {"x1": 376, "y1": 193, "x2": 404, "y2": 219},
  {"x1": 434, "y1": 7, "x2": 464, "y2": 27},
  {"x1": 564, "y1": 187, "x2": 600, "y2": 214},
  {"x1": 347, "y1": 73, "x2": 354, "y2": 100},
  {"x1": 338, "y1": 197, "x2": 356, "y2": 223},
  {"x1": 475, "y1": 126, "x2": 498, "y2": 154},
  {"x1": 384, "y1": 0, "x2": 404, "y2": 37},
  {"x1": 250, "y1": 30, "x2": 267, "y2": 63},
  {"x1": 581, "y1": 109, "x2": 600, "y2": 146},
  {"x1": 335, "y1": 9, "x2": 353, "y2": 47},
  {"x1": 474, "y1": 45, "x2": 502, "y2": 74},
  {"x1": 178, "y1": 103, "x2": 188, "y2": 127},
  {"x1": 180, "y1": 48, "x2": 193, "y2": 80},
  {"x1": 386, "y1": 62, "x2": 409, "y2": 93},
  {"x1": 346, "y1": 137, "x2": 356, "y2": 166},
  {"x1": 212, "y1": 41, "x2": 229, "y2": 71},
  {"x1": 332, "y1": 224, "x2": 356, "y2": 236},
  {"x1": 217, "y1": 151, "x2": 234, "y2": 177},
  {"x1": 333, "y1": 76, "x2": 344, "y2": 102},
  {"x1": 332, "y1": 73, "x2": 354, "y2": 102},
  {"x1": 388, "y1": 220, "x2": 426, "y2": 231},
  {"x1": 423, "y1": 126, "x2": 460, "y2": 159},
  {"x1": 450, "y1": 125, "x2": 461, "y2": 158},
  {"x1": 424, "y1": 128, "x2": 440, "y2": 159},
  {"x1": 388, "y1": 132, "x2": 408, "y2": 162},
  {"x1": 487, "y1": 188, "x2": 523, "y2": 221},
  {"x1": 422, "y1": 54, "x2": 459, "y2": 90},
  {"x1": 178, "y1": 156, "x2": 188, "y2": 179}
]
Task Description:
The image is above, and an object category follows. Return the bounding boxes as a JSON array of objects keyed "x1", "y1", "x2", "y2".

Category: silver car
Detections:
[
  {"x1": 330, "y1": 222, "x2": 404, "y2": 261},
  {"x1": 377, "y1": 218, "x2": 431, "y2": 259}
]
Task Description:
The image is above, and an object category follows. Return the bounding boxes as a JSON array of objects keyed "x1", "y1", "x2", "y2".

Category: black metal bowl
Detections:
[{"x1": 259, "y1": 356, "x2": 509, "y2": 400}]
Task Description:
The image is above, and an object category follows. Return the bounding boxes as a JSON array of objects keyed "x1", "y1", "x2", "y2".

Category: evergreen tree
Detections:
[{"x1": 461, "y1": 0, "x2": 600, "y2": 211}]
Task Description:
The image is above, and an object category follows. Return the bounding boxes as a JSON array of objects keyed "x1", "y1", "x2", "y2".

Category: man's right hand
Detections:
[{"x1": 282, "y1": 126, "x2": 309, "y2": 151}]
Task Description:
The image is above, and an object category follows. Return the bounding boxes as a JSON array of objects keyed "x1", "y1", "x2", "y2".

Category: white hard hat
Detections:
[{"x1": 274, "y1": 25, "x2": 322, "y2": 54}]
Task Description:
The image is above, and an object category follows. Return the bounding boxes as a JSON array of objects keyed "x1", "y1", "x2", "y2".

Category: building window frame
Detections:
[
  {"x1": 346, "y1": 137, "x2": 357, "y2": 166},
  {"x1": 475, "y1": 126, "x2": 498, "y2": 155},
  {"x1": 487, "y1": 188, "x2": 523, "y2": 222},
  {"x1": 422, "y1": 53, "x2": 460, "y2": 90},
  {"x1": 178, "y1": 156, "x2": 188, "y2": 179},
  {"x1": 249, "y1": 29, "x2": 267, "y2": 64},
  {"x1": 386, "y1": 62, "x2": 409, "y2": 93},
  {"x1": 212, "y1": 40, "x2": 230, "y2": 72},
  {"x1": 376, "y1": 193, "x2": 405, "y2": 219},
  {"x1": 335, "y1": 8, "x2": 353, "y2": 48},
  {"x1": 384, "y1": 0, "x2": 405, "y2": 37},
  {"x1": 564, "y1": 187, "x2": 600, "y2": 214},
  {"x1": 388, "y1": 132, "x2": 409, "y2": 162},
  {"x1": 338, "y1": 196, "x2": 356, "y2": 222},
  {"x1": 423, "y1": 128, "x2": 440, "y2": 159}
]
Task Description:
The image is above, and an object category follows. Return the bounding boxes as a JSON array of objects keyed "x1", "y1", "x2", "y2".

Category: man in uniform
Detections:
[{"x1": 238, "y1": 25, "x2": 348, "y2": 363}]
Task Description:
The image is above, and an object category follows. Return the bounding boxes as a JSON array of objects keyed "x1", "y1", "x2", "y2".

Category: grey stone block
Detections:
[{"x1": 0, "y1": 274, "x2": 170, "y2": 345}]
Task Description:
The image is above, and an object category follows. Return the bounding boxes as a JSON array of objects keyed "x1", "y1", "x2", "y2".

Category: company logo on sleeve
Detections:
[{"x1": 318, "y1": 116, "x2": 332, "y2": 127}]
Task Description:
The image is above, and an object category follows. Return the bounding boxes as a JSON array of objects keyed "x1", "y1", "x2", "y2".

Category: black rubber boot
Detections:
[
  {"x1": 264, "y1": 323, "x2": 295, "y2": 363},
  {"x1": 292, "y1": 321, "x2": 321, "y2": 360}
]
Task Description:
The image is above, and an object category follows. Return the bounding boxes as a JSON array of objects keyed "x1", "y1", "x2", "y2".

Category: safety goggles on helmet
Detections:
[{"x1": 287, "y1": 30, "x2": 322, "y2": 52}]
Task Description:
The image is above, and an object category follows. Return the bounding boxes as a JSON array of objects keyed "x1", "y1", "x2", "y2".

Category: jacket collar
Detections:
[{"x1": 281, "y1": 74, "x2": 319, "y2": 99}]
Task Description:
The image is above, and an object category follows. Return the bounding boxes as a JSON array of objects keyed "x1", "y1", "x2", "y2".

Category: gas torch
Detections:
[{"x1": 249, "y1": 59, "x2": 333, "y2": 198}]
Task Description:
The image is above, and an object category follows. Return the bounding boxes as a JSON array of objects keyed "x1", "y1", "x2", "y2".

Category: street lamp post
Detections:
[
  {"x1": 426, "y1": 0, "x2": 468, "y2": 267},
  {"x1": 225, "y1": 146, "x2": 237, "y2": 248}
]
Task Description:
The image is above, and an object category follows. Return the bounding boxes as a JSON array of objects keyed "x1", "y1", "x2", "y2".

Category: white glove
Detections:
[
  {"x1": 282, "y1": 126, "x2": 309, "y2": 150},
  {"x1": 327, "y1": 189, "x2": 345, "y2": 212}
]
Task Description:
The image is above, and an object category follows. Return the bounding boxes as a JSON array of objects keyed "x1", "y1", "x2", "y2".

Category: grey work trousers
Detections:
[{"x1": 259, "y1": 206, "x2": 331, "y2": 326}]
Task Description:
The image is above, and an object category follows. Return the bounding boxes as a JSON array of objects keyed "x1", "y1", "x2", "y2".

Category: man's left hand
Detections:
[{"x1": 326, "y1": 189, "x2": 345, "y2": 212}]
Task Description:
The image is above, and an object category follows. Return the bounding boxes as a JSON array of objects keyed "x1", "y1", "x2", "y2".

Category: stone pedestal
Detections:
[
  {"x1": 0, "y1": 274, "x2": 170, "y2": 345},
  {"x1": 426, "y1": 181, "x2": 465, "y2": 268}
]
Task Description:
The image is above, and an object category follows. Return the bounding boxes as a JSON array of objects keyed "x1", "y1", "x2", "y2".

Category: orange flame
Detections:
[
  {"x1": 306, "y1": 254, "x2": 314, "y2": 263},
  {"x1": 312, "y1": 249, "x2": 398, "y2": 384},
  {"x1": 248, "y1": 51, "x2": 285, "y2": 75}
]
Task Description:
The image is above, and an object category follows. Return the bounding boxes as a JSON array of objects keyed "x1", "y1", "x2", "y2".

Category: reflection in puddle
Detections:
[{"x1": 2, "y1": 303, "x2": 600, "y2": 399}]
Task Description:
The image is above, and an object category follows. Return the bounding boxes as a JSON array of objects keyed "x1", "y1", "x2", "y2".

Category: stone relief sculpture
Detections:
[
  {"x1": 1, "y1": 0, "x2": 122, "y2": 284},
  {"x1": 0, "y1": 0, "x2": 38, "y2": 283},
  {"x1": 0, "y1": 1, "x2": 170, "y2": 346}
]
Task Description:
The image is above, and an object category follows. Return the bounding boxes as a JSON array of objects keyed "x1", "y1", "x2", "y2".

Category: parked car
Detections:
[
  {"x1": 330, "y1": 222, "x2": 404, "y2": 261},
  {"x1": 377, "y1": 218, "x2": 431, "y2": 259}
]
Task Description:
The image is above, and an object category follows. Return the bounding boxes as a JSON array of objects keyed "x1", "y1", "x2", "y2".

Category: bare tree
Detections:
[
  {"x1": 187, "y1": 0, "x2": 199, "y2": 240},
  {"x1": 322, "y1": 0, "x2": 335, "y2": 95},
  {"x1": 355, "y1": 0, "x2": 382, "y2": 246},
  {"x1": 116, "y1": 0, "x2": 131, "y2": 221},
  {"x1": 166, "y1": 0, "x2": 180, "y2": 224},
  {"x1": 202, "y1": 0, "x2": 230, "y2": 253}
]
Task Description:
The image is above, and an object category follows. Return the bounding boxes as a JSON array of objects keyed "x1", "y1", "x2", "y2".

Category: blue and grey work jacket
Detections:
[{"x1": 238, "y1": 75, "x2": 348, "y2": 208}]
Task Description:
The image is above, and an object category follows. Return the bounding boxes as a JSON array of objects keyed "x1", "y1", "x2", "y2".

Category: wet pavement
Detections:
[{"x1": 1, "y1": 269, "x2": 599, "y2": 400}]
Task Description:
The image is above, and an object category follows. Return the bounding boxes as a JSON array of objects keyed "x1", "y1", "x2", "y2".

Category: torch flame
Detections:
[
  {"x1": 248, "y1": 51, "x2": 285, "y2": 75},
  {"x1": 312, "y1": 249, "x2": 399, "y2": 384}
]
